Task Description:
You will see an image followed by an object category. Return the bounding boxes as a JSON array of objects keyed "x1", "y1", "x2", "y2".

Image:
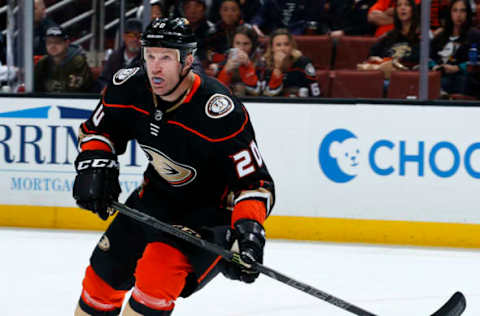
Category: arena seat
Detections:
[
  {"x1": 294, "y1": 35, "x2": 333, "y2": 70},
  {"x1": 447, "y1": 93, "x2": 477, "y2": 101},
  {"x1": 334, "y1": 36, "x2": 378, "y2": 70},
  {"x1": 330, "y1": 70, "x2": 384, "y2": 98},
  {"x1": 387, "y1": 71, "x2": 441, "y2": 99},
  {"x1": 316, "y1": 69, "x2": 331, "y2": 97}
]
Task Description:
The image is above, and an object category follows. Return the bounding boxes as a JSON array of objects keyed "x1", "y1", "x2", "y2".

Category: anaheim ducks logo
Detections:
[
  {"x1": 113, "y1": 67, "x2": 140, "y2": 85},
  {"x1": 389, "y1": 43, "x2": 412, "y2": 60},
  {"x1": 141, "y1": 145, "x2": 197, "y2": 187}
]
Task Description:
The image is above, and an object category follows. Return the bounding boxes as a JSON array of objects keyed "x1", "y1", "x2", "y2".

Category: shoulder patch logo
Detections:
[
  {"x1": 113, "y1": 67, "x2": 140, "y2": 85},
  {"x1": 205, "y1": 93, "x2": 234, "y2": 119},
  {"x1": 305, "y1": 63, "x2": 316, "y2": 77}
]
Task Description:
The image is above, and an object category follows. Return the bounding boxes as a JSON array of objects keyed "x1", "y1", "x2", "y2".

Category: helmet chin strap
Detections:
[{"x1": 158, "y1": 65, "x2": 191, "y2": 97}]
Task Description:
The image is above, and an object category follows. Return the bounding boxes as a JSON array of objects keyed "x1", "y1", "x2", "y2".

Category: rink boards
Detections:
[{"x1": 0, "y1": 96, "x2": 480, "y2": 248}]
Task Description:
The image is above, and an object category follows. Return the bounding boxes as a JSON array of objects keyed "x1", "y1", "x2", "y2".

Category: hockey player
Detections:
[{"x1": 72, "y1": 17, "x2": 274, "y2": 315}]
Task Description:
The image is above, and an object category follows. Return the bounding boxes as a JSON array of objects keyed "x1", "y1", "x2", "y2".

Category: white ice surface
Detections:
[{"x1": 1, "y1": 228, "x2": 479, "y2": 315}]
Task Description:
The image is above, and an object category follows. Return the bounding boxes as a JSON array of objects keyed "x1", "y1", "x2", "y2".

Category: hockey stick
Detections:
[{"x1": 109, "y1": 201, "x2": 466, "y2": 316}]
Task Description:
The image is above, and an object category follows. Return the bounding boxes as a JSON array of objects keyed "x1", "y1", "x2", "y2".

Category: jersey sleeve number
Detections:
[
  {"x1": 232, "y1": 141, "x2": 264, "y2": 178},
  {"x1": 310, "y1": 82, "x2": 321, "y2": 96},
  {"x1": 92, "y1": 104, "x2": 105, "y2": 127}
]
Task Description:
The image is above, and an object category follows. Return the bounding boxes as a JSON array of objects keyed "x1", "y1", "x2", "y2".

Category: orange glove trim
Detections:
[{"x1": 80, "y1": 140, "x2": 113, "y2": 152}]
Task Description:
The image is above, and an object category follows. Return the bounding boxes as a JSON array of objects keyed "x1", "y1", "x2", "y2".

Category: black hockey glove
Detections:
[
  {"x1": 73, "y1": 150, "x2": 121, "y2": 220},
  {"x1": 222, "y1": 219, "x2": 265, "y2": 284}
]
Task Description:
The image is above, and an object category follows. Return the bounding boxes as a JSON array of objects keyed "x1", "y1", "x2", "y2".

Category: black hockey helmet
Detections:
[{"x1": 141, "y1": 17, "x2": 197, "y2": 63}]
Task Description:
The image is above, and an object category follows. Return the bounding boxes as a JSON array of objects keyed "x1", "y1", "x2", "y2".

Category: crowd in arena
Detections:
[{"x1": 1, "y1": 0, "x2": 480, "y2": 99}]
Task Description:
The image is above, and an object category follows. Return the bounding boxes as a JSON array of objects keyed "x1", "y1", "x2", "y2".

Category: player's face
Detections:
[
  {"x1": 451, "y1": 1, "x2": 467, "y2": 28},
  {"x1": 233, "y1": 33, "x2": 252, "y2": 55},
  {"x1": 272, "y1": 34, "x2": 292, "y2": 56},
  {"x1": 45, "y1": 37, "x2": 69, "y2": 58},
  {"x1": 144, "y1": 47, "x2": 183, "y2": 95}
]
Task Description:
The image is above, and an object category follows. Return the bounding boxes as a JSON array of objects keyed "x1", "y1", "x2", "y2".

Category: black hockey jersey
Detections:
[
  {"x1": 79, "y1": 67, "x2": 274, "y2": 225},
  {"x1": 263, "y1": 55, "x2": 321, "y2": 97}
]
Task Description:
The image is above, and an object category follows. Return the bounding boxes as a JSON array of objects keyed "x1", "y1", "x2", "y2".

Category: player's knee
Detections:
[
  {"x1": 133, "y1": 242, "x2": 193, "y2": 310},
  {"x1": 77, "y1": 265, "x2": 128, "y2": 315}
]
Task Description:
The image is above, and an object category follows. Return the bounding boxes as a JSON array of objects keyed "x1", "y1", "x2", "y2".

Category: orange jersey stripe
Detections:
[
  {"x1": 239, "y1": 63, "x2": 258, "y2": 86},
  {"x1": 289, "y1": 67, "x2": 316, "y2": 80},
  {"x1": 81, "y1": 122, "x2": 110, "y2": 138},
  {"x1": 183, "y1": 74, "x2": 201, "y2": 104},
  {"x1": 167, "y1": 107, "x2": 249, "y2": 143},
  {"x1": 268, "y1": 71, "x2": 283, "y2": 89},
  {"x1": 102, "y1": 97, "x2": 150, "y2": 115}
]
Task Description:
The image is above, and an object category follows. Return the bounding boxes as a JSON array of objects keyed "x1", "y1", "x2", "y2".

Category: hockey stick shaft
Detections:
[
  {"x1": 110, "y1": 201, "x2": 376, "y2": 315},
  {"x1": 110, "y1": 202, "x2": 466, "y2": 316}
]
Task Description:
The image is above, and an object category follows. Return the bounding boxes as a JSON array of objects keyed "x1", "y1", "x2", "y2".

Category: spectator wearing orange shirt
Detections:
[{"x1": 368, "y1": 0, "x2": 437, "y2": 37}]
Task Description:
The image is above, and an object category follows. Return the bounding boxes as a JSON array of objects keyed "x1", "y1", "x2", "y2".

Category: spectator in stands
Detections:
[
  {"x1": 182, "y1": 0, "x2": 216, "y2": 66},
  {"x1": 251, "y1": 0, "x2": 328, "y2": 37},
  {"x1": 162, "y1": 0, "x2": 187, "y2": 18},
  {"x1": 34, "y1": 0, "x2": 59, "y2": 56},
  {"x1": 262, "y1": 28, "x2": 321, "y2": 97},
  {"x1": 96, "y1": 18, "x2": 143, "y2": 91},
  {"x1": 329, "y1": 0, "x2": 377, "y2": 38},
  {"x1": 151, "y1": 0, "x2": 167, "y2": 19},
  {"x1": 368, "y1": 0, "x2": 445, "y2": 38},
  {"x1": 206, "y1": 0, "x2": 244, "y2": 62},
  {"x1": 430, "y1": 0, "x2": 451, "y2": 34},
  {"x1": 367, "y1": 0, "x2": 421, "y2": 77},
  {"x1": 216, "y1": 24, "x2": 263, "y2": 95},
  {"x1": 368, "y1": 0, "x2": 398, "y2": 38},
  {"x1": 431, "y1": 0, "x2": 480, "y2": 96},
  {"x1": 209, "y1": 0, "x2": 262, "y2": 24},
  {"x1": 136, "y1": 0, "x2": 167, "y2": 21},
  {"x1": 34, "y1": 26, "x2": 93, "y2": 93}
]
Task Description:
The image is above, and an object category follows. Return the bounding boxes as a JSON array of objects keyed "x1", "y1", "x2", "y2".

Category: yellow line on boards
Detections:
[
  {"x1": 0, "y1": 205, "x2": 113, "y2": 231},
  {"x1": 265, "y1": 216, "x2": 480, "y2": 249},
  {"x1": 1, "y1": 205, "x2": 480, "y2": 249}
]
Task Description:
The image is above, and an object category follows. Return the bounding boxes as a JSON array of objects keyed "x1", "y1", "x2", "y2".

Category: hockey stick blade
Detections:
[
  {"x1": 110, "y1": 202, "x2": 465, "y2": 316},
  {"x1": 431, "y1": 292, "x2": 466, "y2": 316}
]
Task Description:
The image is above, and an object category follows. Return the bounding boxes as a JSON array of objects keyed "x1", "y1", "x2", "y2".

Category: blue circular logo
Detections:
[{"x1": 319, "y1": 129, "x2": 360, "y2": 183}]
